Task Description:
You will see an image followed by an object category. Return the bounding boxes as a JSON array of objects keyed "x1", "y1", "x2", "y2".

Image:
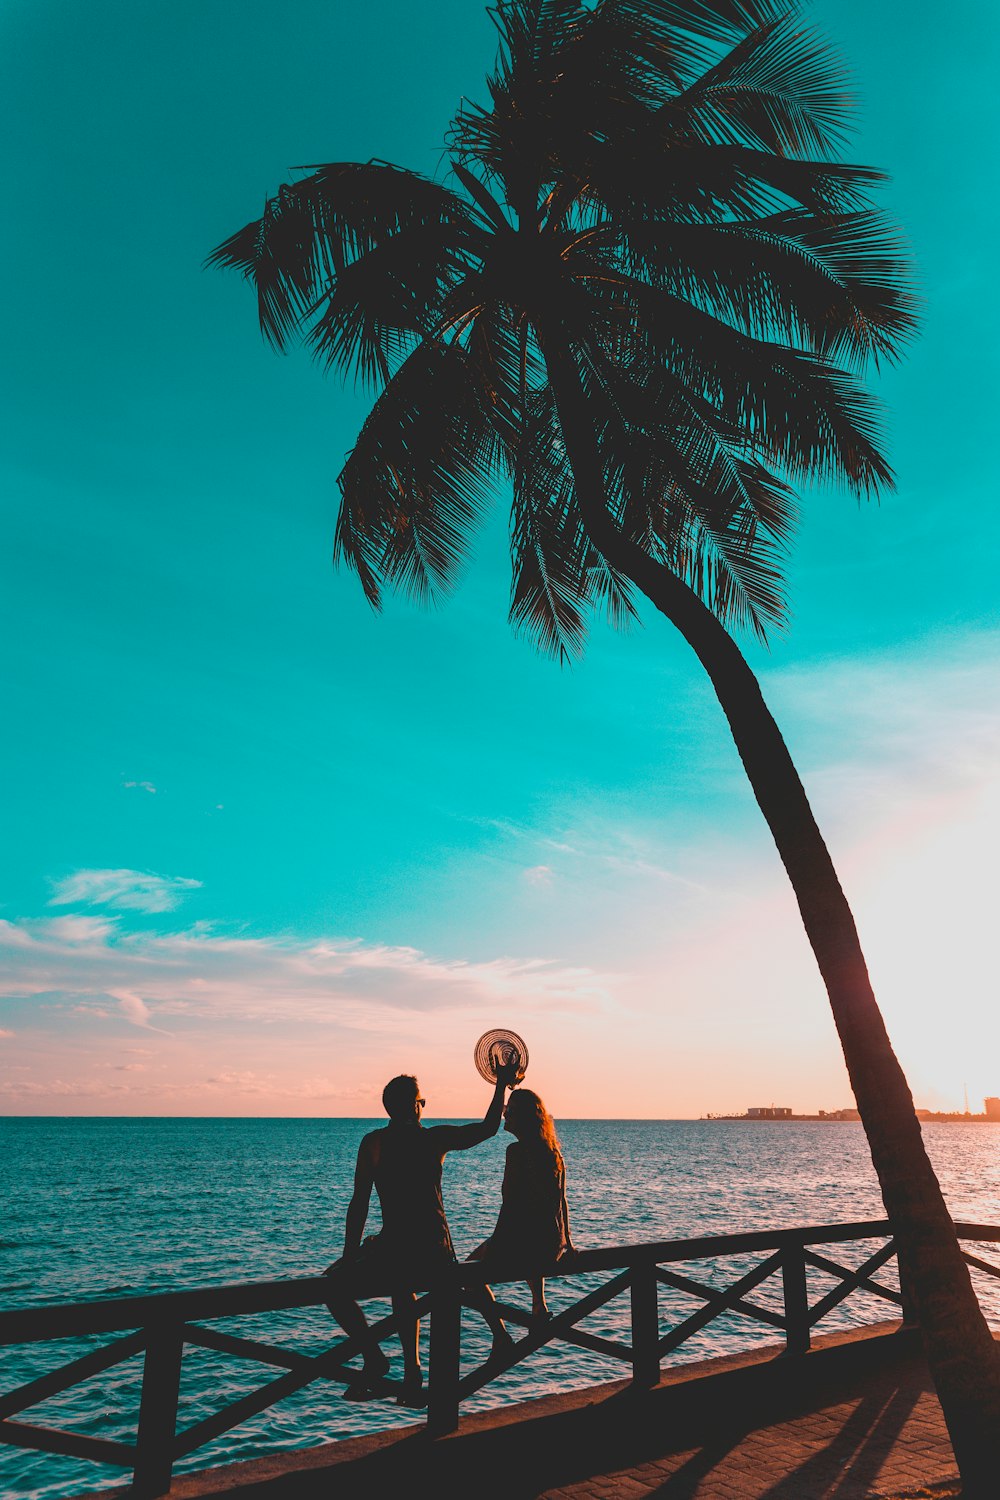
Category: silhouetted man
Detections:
[{"x1": 325, "y1": 1067, "x2": 517, "y2": 1399}]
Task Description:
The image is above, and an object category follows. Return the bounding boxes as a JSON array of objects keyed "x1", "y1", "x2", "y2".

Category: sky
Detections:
[{"x1": 1, "y1": 0, "x2": 998, "y2": 1119}]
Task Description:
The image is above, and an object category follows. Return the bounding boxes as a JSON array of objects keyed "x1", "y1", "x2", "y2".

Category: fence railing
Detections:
[{"x1": 3, "y1": 1220, "x2": 999, "y2": 1498}]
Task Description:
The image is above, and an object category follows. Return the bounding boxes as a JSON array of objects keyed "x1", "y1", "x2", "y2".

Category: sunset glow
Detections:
[{"x1": 2, "y1": 0, "x2": 997, "y2": 1121}]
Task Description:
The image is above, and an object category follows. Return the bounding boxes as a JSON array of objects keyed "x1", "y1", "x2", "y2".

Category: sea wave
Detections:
[{"x1": 2, "y1": 1116, "x2": 998, "y2": 1500}]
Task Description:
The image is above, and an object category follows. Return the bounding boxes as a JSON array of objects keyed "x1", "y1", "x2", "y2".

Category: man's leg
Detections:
[
  {"x1": 391, "y1": 1288, "x2": 421, "y2": 1397},
  {"x1": 324, "y1": 1265, "x2": 390, "y2": 1383}
]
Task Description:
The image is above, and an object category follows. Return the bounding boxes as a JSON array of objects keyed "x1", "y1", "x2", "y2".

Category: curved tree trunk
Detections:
[{"x1": 540, "y1": 331, "x2": 1000, "y2": 1493}]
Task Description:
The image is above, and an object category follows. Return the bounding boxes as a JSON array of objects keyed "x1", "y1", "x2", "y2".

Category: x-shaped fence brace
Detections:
[{"x1": 2, "y1": 1221, "x2": 999, "y2": 1498}]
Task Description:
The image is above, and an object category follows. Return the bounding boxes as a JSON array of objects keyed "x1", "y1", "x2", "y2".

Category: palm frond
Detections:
[
  {"x1": 680, "y1": 497, "x2": 790, "y2": 638},
  {"x1": 744, "y1": 208, "x2": 919, "y2": 361},
  {"x1": 468, "y1": 300, "x2": 543, "y2": 412},
  {"x1": 616, "y1": 0, "x2": 786, "y2": 47},
  {"x1": 674, "y1": 15, "x2": 854, "y2": 157},
  {"x1": 619, "y1": 209, "x2": 918, "y2": 365},
  {"x1": 584, "y1": 349, "x2": 794, "y2": 635},
  {"x1": 675, "y1": 455, "x2": 794, "y2": 636},
  {"x1": 452, "y1": 0, "x2": 676, "y2": 209},
  {"x1": 208, "y1": 164, "x2": 470, "y2": 351},
  {"x1": 508, "y1": 387, "x2": 638, "y2": 656},
  {"x1": 713, "y1": 147, "x2": 886, "y2": 213},
  {"x1": 509, "y1": 488, "x2": 591, "y2": 662},
  {"x1": 598, "y1": 274, "x2": 892, "y2": 493},
  {"x1": 306, "y1": 220, "x2": 476, "y2": 386},
  {"x1": 335, "y1": 342, "x2": 500, "y2": 605},
  {"x1": 207, "y1": 185, "x2": 323, "y2": 351},
  {"x1": 508, "y1": 383, "x2": 588, "y2": 660},
  {"x1": 549, "y1": 99, "x2": 887, "y2": 237},
  {"x1": 491, "y1": 0, "x2": 590, "y2": 68}
]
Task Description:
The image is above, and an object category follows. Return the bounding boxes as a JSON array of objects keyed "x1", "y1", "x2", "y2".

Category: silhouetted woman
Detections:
[{"x1": 471, "y1": 1088, "x2": 575, "y2": 1343}]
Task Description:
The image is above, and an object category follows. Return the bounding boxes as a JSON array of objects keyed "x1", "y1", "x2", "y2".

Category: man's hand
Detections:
[{"x1": 494, "y1": 1061, "x2": 519, "y2": 1089}]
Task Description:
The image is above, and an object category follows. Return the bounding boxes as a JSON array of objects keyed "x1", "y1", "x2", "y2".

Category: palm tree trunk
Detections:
[{"x1": 540, "y1": 330, "x2": 1000, "y2": 1493}]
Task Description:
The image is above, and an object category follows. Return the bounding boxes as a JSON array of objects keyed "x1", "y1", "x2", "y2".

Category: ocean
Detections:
[{"x1": 3, "y1": 1117, "x2": 999, "y2": 1499}]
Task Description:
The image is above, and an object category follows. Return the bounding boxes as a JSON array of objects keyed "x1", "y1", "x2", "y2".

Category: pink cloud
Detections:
[{"x1": 0, "y1": 911, "x2": 617, "y2": 1035}]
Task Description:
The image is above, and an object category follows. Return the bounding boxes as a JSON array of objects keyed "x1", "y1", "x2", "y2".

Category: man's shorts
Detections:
[{"x1": 325, "y1": 1231, "x2": 456, "y2": 1296}]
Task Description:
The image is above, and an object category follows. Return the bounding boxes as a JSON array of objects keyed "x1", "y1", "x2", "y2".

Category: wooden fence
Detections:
[{"x1": 2, "y1": 1220, "x2": 999, "y2": 1498}]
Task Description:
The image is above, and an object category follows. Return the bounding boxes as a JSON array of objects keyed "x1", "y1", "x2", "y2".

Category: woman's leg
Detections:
[
  {"x1": 467, "y1": 1281, "x2": 513, "y2": 1351},
  {"x1": 528, "y1": 1276, "x2": 551, "y2": 1323},
  {"x1": 464, "y1": 1244, "x2": 513, "y2": 1351}
]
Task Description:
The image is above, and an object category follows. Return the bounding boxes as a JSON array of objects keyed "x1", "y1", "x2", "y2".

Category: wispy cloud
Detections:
[
  {"x1": 45, "y1": 915, "x2": 116, "y2": 942},
  {"x1": 0, "y1": 902, "x2": 626, "y2": 1113},
  {"x1": 472, "y1": 812, "x2": 703, "y2": 891},
  {"x1": 48, "y1": 868, "x2": 202, "y2": 914},
  {"x1": 0, "y1": 1028, "x2": 13, "y2": 1039},
  {"x1": 1, "y1": 1077, "x2": 154, "y2": 1101},
  {"x1": 123, "y1": 780, "x2": 157, "y2": 794},
  {"x1": 109, "y1": 989, "x2": 171, "y2": 1034},
  {"x1": 762, "y1": 632, "x2": 1000, "y2": 792},
  {"x1": 0, "y1": 913, "x2": 619, "y2": 1032}
]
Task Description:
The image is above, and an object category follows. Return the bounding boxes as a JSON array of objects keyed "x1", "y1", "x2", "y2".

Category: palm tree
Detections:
[{"x1": 210, "y1": 0, "x2": 1000, "y2": 1486}]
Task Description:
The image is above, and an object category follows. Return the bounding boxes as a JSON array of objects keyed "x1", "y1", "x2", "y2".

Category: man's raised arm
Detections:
[{"x1": 431, "y1": 1065, "x2": 518, "y2": 1151}]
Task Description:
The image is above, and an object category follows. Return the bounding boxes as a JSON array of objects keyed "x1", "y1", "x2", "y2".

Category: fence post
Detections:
[
  {"x1": 896, "y1": 1243, "x2": 920, "y2": 1329},
  {"x1": 133, "y1": 1323, "x2": 184, "y2": 1498},
  {"x1": 426, "y1": 1282, "x2": 462, "y2": 1437},
  {"x1": 630, "y1": 1260, "x2": 660, "y2": 1388},
  {"x1": 782, "y1": 1243, "x2": 810, "y2": 1355}
]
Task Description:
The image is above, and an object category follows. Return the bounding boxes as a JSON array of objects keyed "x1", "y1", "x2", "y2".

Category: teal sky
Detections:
[{"x1": 2, "y1": 0, "x2": 998, "y2": 1117}]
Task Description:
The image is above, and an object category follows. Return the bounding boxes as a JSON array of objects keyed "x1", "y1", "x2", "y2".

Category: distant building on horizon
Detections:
[{"x1": 705, "y1": 1096, "x2": 1000, "y2": 1122}]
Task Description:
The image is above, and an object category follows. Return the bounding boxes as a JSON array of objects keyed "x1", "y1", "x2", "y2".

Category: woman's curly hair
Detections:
[{"x1": 507, "y1": 1088, "x2": 563, "y2": 1167}]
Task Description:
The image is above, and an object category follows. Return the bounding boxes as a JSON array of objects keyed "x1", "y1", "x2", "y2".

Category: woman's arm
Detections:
[{"x1": 558, "y1": 1168, "x2": 576, "y2": 1256}]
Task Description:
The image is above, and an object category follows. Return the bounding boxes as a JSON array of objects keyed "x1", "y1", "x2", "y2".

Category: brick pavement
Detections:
[
  {"x1": 85, "y1": 1322, "x2": 967, "y2": 1500},
  {"x1": 531, "y1": 1363, "x2": 955, "y2": 1499}
]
